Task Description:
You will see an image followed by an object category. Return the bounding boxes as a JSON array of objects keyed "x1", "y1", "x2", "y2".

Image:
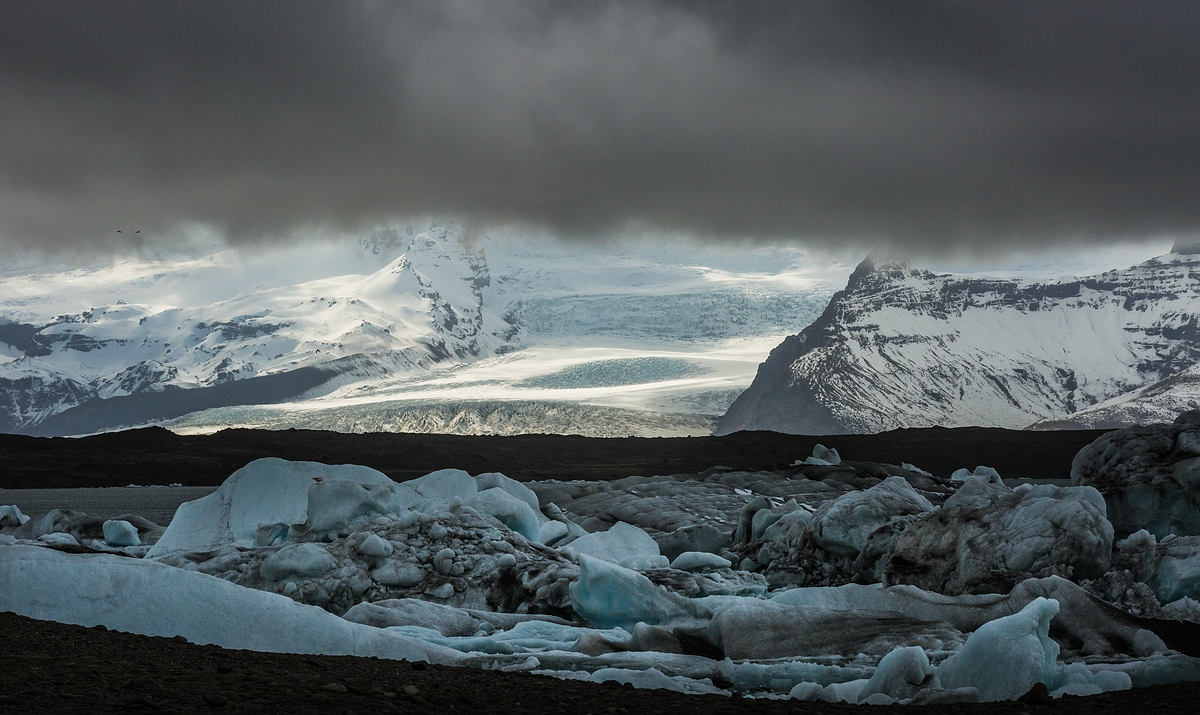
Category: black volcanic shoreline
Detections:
[{"x1": 0, "y1": 425, "x2": 1109, "y2": 489}]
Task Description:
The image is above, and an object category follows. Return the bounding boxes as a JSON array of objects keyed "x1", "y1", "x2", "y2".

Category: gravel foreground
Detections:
[{"x1": 1, "y1": 612, "x2": 1196, "y2": 715}]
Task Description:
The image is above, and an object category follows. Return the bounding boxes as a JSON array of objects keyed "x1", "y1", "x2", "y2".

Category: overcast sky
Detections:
[{"x1": 2, "y1": 0, "x2": 1199, "y2": 253}]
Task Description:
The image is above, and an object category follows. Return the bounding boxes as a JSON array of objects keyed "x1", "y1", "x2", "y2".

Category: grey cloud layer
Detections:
[{"x1": 2, "y1": 0, "x2": 1199, "y2": 249}]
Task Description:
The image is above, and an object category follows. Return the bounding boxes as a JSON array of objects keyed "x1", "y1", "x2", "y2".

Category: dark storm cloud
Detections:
[{"x1": 2, "y1": 0, "x2": 1199, "y2": 250}]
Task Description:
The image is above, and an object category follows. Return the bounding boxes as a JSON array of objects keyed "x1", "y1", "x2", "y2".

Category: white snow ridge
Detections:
[{"x1": 7, "y1": 421, "x2": 1200, "y2": 704}]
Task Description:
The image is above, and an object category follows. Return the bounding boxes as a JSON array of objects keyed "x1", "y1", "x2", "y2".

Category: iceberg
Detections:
[
  {"x1": 887, "y1": 480, "x2": 1112, "y2": 595},
  {"x1": 148, "y1": 458, "x2": 399, "y2": 556},
  {"x1": 0, "y1": 544, "x2": 458, "y2": 664},
  {"x1": 566, "y1": 521, "x2": 665, "y2": 569},
  {"x1": 937, "y1": 597, "x2": 1061, "y2": 701},
  {"x1": 101, "y1": 519, "x2": 140, "y2": 547}
]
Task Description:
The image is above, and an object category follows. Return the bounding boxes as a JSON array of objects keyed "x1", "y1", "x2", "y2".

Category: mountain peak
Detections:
[
  {"x1": 1172, "y1": 238, "x2": 1200, "y2": 255},
  {"x1": 718, "y1": 250, "x2": 1200, "y2": 435}
]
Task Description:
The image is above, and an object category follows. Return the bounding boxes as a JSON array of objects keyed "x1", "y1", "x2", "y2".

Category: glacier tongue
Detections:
[{"x1": 0, "y1": 223, "x2": 840, "y2": 436}]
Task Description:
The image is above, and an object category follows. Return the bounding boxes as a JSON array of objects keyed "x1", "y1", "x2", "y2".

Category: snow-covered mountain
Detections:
[
  {"x1": 717, "y1": 242, "x2": 1200, "y2": 435},
  {"x1": 0, "y1": 223, "x2": 506, "y2": 435},
  {"x1": 1030, "y1": 363, "x2": 1200, "y2": 430},
  {"x1": 0, "y1": 224, "x2": 842, "y2": 437}
]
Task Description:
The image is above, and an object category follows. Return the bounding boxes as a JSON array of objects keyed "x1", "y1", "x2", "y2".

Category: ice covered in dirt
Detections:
[
  {"x1": 729, "y1": 473, "x2": 938, "y2": 589},
  {"x1": 1073, "y1": 410, "x2": 1200, "y2": 538},
  {"x1": 1089, "y1": 529, "x2": 1200, "y2": 614},
  {"x1": 772, "y1": 576, "x2": 1169, "y2": 659},
  {"x1": 156, "y1": 497, "x2": 579, "y2": 615},
  {"x1": 886, "y1": 478, "x2": 1113, "y2": 595},
  {"x1": 6, "y1": 449, "x2": 1200, "y2": 703},
  {"x1": 705, "y1": 598, "x2": 964, "y2": 659},
  {"x1": 809, "y1": 476, "x2": 934, "y2": 558}
]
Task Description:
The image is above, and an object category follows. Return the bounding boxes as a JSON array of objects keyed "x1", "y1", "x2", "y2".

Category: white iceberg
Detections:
[
  {"x1": 148, "y1": 458, "x2": 399, "y2": 556},
  {"x1": 101, "y1": 519, "x2": 140, "y2": 547},
  {"x1": 566, "y1": 521, "x2": 666, "y2": 569},
  {"x1": 0, "y1": 504, "x2": 30, "y2": 528}
]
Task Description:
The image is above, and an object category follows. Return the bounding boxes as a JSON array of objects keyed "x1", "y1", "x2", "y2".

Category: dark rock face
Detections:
[
  {"x1": 0, "y1": 373, "x2": 95, "y2": 433},
  {"x1": 716, "y1": 259, "x2": 876, "y2": 436},
  {"x1": 718, "y1": 250, "x2": 1200, "y2": 435},
  {"x1": 1072, "y1": 410, "x2": 1200, "y2": 538}
]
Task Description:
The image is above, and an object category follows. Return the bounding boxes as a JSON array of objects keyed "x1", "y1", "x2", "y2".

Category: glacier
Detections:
[{"x1": 0, "y1": 223, "x2": 842, "y2": 437}]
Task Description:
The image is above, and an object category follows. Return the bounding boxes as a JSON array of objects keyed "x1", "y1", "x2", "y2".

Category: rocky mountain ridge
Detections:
[
  {"x1": 718, "y1": 243, "x2": 1200, "y2": 434},
  {"x1": 0, "y1": 223, "x2": 508, "y2": 434}
]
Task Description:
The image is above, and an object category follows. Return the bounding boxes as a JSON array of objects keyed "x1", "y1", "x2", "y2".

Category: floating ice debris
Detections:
[
  {"x1": 0, "y1": 505, "x2": 30, "y2": 528},
  {"x1": 5, "y1": 445, "x2": 1200, "y2": 702},
  {"x1": 0, "y1": 545, "x2": 458, "y2": 664},
  {"x1": 950, "y1": 466, "x2": 1002, "y2": 483},
  {"x1": 102, "y1": 520, "x2": 140, "y2": 547}
]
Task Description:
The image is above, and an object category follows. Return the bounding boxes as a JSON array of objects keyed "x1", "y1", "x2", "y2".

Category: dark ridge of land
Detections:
[
  {"x1": 0, "y1": 425, "x2": 1110, "y2": 489},
  {"x1": 0, "y1": 611, "x2": 1194, "y2": 715},
  {"x1": 24, "y1": 365, "x2": 333, "y2": 438}
]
